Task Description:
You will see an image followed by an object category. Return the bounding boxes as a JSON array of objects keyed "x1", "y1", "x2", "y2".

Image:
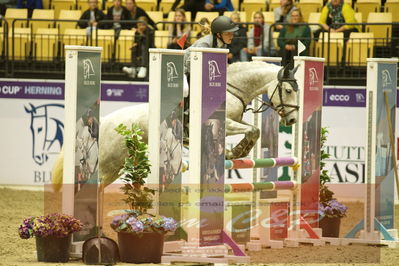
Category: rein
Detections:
[{"x1": 227, "y1": 79, "x2": 299, "y2": 118}]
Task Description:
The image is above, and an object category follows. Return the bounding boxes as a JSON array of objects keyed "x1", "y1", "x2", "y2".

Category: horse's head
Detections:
[
  {"x1": 24, "y1": 103, "x2": 64, "y2": 166},
  {"x1": 269, "y1": 64, "x2": 300, "y2": 126}
]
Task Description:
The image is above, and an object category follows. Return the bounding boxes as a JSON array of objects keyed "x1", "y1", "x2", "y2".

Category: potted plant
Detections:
[
  {"x1": 18, "y1": 213, "x2": 83, "y2": 262},
  {"x1": 319, "y1": 127, "x2": 348, "y2": 237},
  {"x1": 111, "y1": 123, "x2": 177, "y2": 263}
]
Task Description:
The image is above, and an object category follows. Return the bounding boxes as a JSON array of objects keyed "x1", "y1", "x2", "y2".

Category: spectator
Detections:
[
  {"x1": 125, "y1": 0, "x2": 157, "y2": 30},
  {"x1": 17, "y1": 0, "x2": 42, "y2": 18},
  {"x1": 243, "y1": 11, "x2": 274, "y2": 60},
  {"x1": 205, "y1": 0, "x2": 234, "y2": 14},
  {"x1": 274, "y1": 0, "x2": 297, "y2": 31},
  {"x1": 196, "y1": 17, "x2": 211, "y2": 39},
  {"x1": 278, "y1": 9, "x2": 311, "y2": 67},
  {"x1": 167, "y1": 8, "x2": 191, "y2": 49},
  {"x1": 78, "y1": 0, "x2": 106, "y2": 35},
  {"x1": 228, "y1": 11, "x2": 247, "y2": 62},
  {"x1": 171, "y1": 0, "x2": 207, "y2": 21},
  {"x1": 122, "y1": 16, "x2": 155, "y2": 79},
  {"x1": 318, "y1": 0, "x2": 359, "y2": 40},
  {"x1": 184, "y1": 16, "x2": 238, "y2": 75},
  {"x1": 106, "y1": 0, "x2": 131, "y2": 37}
]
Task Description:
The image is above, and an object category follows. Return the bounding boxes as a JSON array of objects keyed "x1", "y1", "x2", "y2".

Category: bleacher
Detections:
[{"x1": 0, "y1": 0, "x2": 398, "y2": 84}]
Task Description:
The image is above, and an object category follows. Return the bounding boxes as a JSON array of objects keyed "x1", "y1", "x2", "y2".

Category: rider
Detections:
[
  {"x1": 183, "y1": 15, "x2": 239, "y2": 79},
  {"x1": 182, "y1": 16, "x2": 238, "y2": 136}
]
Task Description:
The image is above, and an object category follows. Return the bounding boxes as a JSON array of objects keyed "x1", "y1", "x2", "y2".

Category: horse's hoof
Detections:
[{"x1": 225, "y1": 150, "x2": 234, "y2": 160}]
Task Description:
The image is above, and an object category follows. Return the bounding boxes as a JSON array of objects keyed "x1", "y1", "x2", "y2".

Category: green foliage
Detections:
[
  {"x1": 115, "y1": 123, "x2": 154, "y2": 213},
  {"x1": 320, "y1": 127, "x2": 331, "y2": 185}
]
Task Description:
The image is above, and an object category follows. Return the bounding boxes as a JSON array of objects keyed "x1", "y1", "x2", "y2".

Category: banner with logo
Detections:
[
  {"x1": 373, "y1": 62, "x2": 397, "y2": 229},
  {"x1": 199, "y1": 52, "x2": 227, "y2": 246},
  {"x1": 158, "y1": 53, "x2": 184, "y2": 241},
  {"x1": 0, "y1": 79, "x2": 148, "y2": 186},
  {"x1": 298, "y1": 59, "x2": 324, "y2": 227}
]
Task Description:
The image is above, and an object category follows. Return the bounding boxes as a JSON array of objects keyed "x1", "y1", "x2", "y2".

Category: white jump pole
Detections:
[{"x1": 63, "y1": 45, "x2": 102, "y2": 256}]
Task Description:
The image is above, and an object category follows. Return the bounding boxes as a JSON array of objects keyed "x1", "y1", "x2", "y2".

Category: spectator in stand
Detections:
[
  {"x1": 167, "y1": 8, "x2": 191, "y2": 49},
  {"x1": 172, "y1": 0, "x2": 228, "y2": 21},
  {"x1": 196, "y1": 17, "x2": 211, "y2": 39},
  {"x1": 318, "y1": 0, "x2": 359, "y2": 40},
  {"x1": 78, "y1": 0, "x2": 106, "y2": 35},
  {"x1": 229, "y1": 11, "x2": 247, "y2": 62},
  {"x1": 106, "y1": 0, "x2": 131, "y2": 37},
  {"x1": 125, "y1": 0, "x2": 157, "y2": 30},
  {"x1": 205, "y1": 0, "x2": 234, "y2": 14},
  {"x1": 278, "y1": 9, "x2": 311, "y2": 67},
  {"x1": 171, "y1": 0, "x2": 207, "y2": 21},
  {"x1": 274, "y1": 0, "x2": 297, "y2": 31},
  {"x1": 16, "y1": 0, "x2": 42, "y2": 18},
  {"x1": 243, "y1": 11, "x2": 274, "y2": 60},
  {"x1": 122, "y1": 16, "x2": 155, "y2": 79}
]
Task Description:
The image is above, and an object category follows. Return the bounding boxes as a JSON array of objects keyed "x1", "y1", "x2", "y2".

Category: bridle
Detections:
[{"x1": 227, "y1": 65, "x2": 300, "y2": 118}]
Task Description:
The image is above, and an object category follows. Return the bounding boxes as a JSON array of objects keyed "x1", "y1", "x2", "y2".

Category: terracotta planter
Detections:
[
  {"x1": 118, "y1": 231, "x2": 164, "y2": 263},
  {"x1": 319, "y1": 216, "x2": 341, "y2": 237},
  {"x1": 35, "y1": 235, "x2": 71, "y2": 262}
]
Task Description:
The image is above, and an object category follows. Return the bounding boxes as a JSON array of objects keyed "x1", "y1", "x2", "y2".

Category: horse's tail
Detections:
[{"x1": 51, "y1": 147, "x2": 64, "y2": 192}]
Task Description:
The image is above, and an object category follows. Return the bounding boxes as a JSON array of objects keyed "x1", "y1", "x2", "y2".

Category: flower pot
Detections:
[
  {"x1": 117, "y1": 231, "x2": 164, "y2": 263},
  {"x1": 35, "y1": 235, "x2": 71, "y2": 262},
  {"x1": 319, "y1": 216, "x2": 341, "y2": 237}
]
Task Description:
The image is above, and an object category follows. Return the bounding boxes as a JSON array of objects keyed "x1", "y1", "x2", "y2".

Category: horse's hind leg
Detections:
[{"x1": 225, "y1": 118, "x2": 260, "y2": 159}]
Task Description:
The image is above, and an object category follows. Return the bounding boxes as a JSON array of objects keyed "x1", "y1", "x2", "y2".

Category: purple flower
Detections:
[
  {"x1": 162, "y1": 217, "x2": 177, "y2": 232},
  {"x1": 127, "y1": 217, "x2": 144, "y2": 232}
]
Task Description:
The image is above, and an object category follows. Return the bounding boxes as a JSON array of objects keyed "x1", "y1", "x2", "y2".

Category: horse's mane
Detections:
[{"x1": 227, "y1": 61, "x2": 281, "y2": 75}]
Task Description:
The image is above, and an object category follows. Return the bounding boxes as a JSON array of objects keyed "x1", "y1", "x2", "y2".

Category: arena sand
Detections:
[{"x1": 1, "y1": 187, "x2": 399, "y2": 266}]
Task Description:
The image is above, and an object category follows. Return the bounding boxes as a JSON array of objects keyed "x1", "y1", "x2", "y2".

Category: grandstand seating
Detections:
[
  {"x1": 316, "y1": 32, "x2": 344, "y2": 66},
  {"x1": 296, "y1": 1, "x2": 322, "y2": 26},
  {"x1": 194, "y1": 12, "x2": 219, "y2": 31},
  {"x1": 52, "y1": 0, "x2": 76, "y2": 19},
  {"x1": 94, "y1": 29, "x2": 115, "y2": 61},
  {"x1": 346, "y1": 32, "x2": 374, "y2": 66},
  {"x1": 5, "y1": 8, "x2": 28, "y2": 28},
  {"x1": 268, "y1": 0, "x2": 280, "y2": 12},
  {"x1": 154, "y1": 30, "x2": 169, "y2": 48},
  {"x1": 116, "y1": 29, "x2": 135, "y2": 62},
  {"x1": 136, "y1": 0, "x2": 157, "y2": 11},
  {"x1": 62, "y1": 28, "x2": 87, "y2": 55},
  {"x1": 57, "y1": 10, "x2": 82, "y2": 34},
  {"x1": 241, "y1": 0, "x2": 267, "y2": 22},
  {"x1": 159, "y1": 0, "x2": 175, "y2": 13},
  {"x1": 366, "y1": 12, "x2": 392, "y2": 42},
  {"x1": 384, "y1": 0, "x2": 399, "y2": 22},
  {"x1": 355, "y1": 0, "x2": 381, "y2": 23},
  {"x1": 31, "y1": 9, "x2": 56, "y2": 33},
  {"x1": 147, "y1": 11, "x2": 163, "y2": 26},
  {"x1": 9, "y1": 27, "x2": 31, "y2": 59},
  {"x1": 34, "y1": 28, "x2": 58, "y2": 61}
]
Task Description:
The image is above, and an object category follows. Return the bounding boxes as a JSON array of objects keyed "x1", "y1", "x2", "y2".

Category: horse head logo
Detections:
[
  {"x1": 208, "y1": 60, "x2": 221, "y2": 81},
  {"x1": 83, "y1": 59, "x2": 95, "y2": 80},
  {"x1": 24, "y1": 103, "x2": 64, "y2": 166},
  {"x1": 382, "y1": 69, "x2": 392, "y2": 88},
  {"x1": 166, "y1": 62, "x2": 178, "y2": 82},
  {"x1": 309, "y1": 67, "x2": 319, "y2": 86}
]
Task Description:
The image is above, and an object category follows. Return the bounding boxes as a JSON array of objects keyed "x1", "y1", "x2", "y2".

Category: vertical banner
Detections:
[
  {"x1": 148, "y1": 49, "x2": 185, "y2": 241},
  {"x1": 63, "y1": 46, "x2": 102, "y2": 242},
  {"x1": 292, "y1": 57, "x2": 324, "y2": 230},
  {"x1": 200, "y1": 52, "x2": 227, "y2": 246},
  {"x1": 364, "y1": 58, "x2": 398, "y2": 237},
  {"x1": 189, "y1": 48, "x2": 229, "y2": 246}
]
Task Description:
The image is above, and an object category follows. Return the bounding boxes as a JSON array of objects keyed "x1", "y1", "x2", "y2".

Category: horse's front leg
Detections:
[{"x1": 225, "y1": 118, "x2": 260, "y2": 159}]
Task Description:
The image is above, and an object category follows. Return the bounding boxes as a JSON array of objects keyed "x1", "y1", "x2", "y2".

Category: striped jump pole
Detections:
[
  {"x1": 182, "y1": 157, "x2": 298, "y2": 172},
  {"x1": 224, "y1": 181, "x2": 297, "y2": 193},
  {"x1": 225, "y1": 157, "x2": 298, "y2": 170}
]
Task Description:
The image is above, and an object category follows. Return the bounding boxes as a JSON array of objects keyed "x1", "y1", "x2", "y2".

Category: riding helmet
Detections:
[{"x1": 211, "y1": 16, "x2": 239, "y2": 34}]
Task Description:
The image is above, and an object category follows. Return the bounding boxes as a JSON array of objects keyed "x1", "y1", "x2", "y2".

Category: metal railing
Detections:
[
  {"x1": 0, "y1": 16, "x2": 8, "y2": 76},
  {"x1": 2, "y1": 17, "x2": 399, "y2": 84}
]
